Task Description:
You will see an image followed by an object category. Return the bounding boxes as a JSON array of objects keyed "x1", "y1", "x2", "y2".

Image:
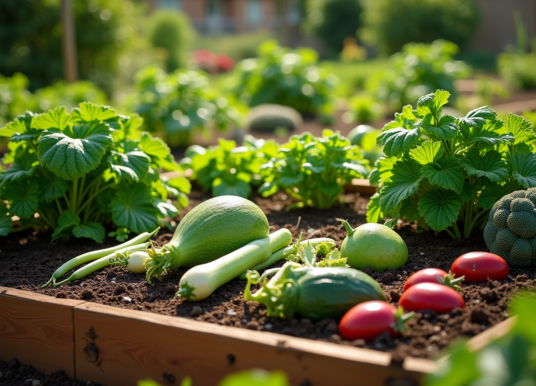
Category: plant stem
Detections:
[
  {"x1": 76, "y1": 183, "x2": 110, "y2": 216},
  {"x1": 451, "y1": 222, "x2": 462, "y2": 238}
]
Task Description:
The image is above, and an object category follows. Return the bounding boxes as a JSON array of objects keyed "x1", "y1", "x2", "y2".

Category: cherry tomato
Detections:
[
  {"x1": 451, "y1": 252, "x2": 509, "y2": 283},
  {"x1": 339, "y1": 301, "x2": 413, "y2": 341},
  {"x1": 399, "y1": 283, "x2": 465, "y2": 313},
  {"x1": 404, "y1": 268, "x2": 447, "y2": 291}
]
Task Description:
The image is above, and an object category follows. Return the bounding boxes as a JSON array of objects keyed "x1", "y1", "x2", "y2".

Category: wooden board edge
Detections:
[
  {"x1": 0, "y1": 286, "x2": 86, "y2": 308},
  {"x1": 467, "y1": 317, "x2": 516, "y2": 352}
]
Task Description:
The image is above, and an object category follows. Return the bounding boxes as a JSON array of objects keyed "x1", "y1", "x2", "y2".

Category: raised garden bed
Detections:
[{"x1": 1, "y1": 188, "x2": 534, "y2": 385}]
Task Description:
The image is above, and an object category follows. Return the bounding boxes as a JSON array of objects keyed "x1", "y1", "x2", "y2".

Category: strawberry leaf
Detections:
[
  {"x1": 422, "y1": 157, "x2": 465, "y2": 194},
  {"x1": 366, "y1": 193, "x2": 383, "y2": 223},
  {"x1": 419, "y1": 189, "x2": 462, "y2": 231},
  {"x1": 377, "y1": 126, "x2": 421, "y2": 157},
  {"x1": 409, "y1": 141, "x2": 444, "y2": 165},
  {"x1": 422, "y1": 114, "x2": 458, "y2": 139},
  {"x1": 379, "y1": 159, "x2": 423, "y2": 212},
  {"x1": 462, "y1": 150, "x2": 508, "y2": 183},
  {"x1": 510, "y1": 152, "x2": 536, "y2": 189},
  {"x1": 32, "y1": 107, "x2": 70, "y2": 131},
  {"x1": 505, "y1": 113, "x2": 536, "y2": 145}
]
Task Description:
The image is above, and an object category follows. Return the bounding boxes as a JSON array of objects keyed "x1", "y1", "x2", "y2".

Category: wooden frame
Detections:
[{"x1": 0, "y1": 286, "x2": 514, "y2": 386}]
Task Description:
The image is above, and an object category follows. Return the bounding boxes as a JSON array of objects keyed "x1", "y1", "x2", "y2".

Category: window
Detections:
[
  {"x1": 158, "y1": 0, "x2": 182, "y2": 9},
  {"x1": 245, "y1": 0, "x2": 263, "y2": 27}
]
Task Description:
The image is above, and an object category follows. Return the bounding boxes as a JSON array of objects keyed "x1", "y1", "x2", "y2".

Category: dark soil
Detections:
[
  {"x1": 0, "y1": 358, "x2": 101, "y2": 386},
  {"x1": 1, "y1": 189, "x2": 535, "y2": 361}
]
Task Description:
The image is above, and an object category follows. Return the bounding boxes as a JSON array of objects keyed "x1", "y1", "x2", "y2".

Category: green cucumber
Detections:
[
  {"x1": 145, "y1": 196, "x2": 270, "y2": 283},
  {"x1": 245, "y1": 262, "x2": 385, "y2": 319},
  {"x1": 177, "y1": 228, "x2": 292, "y2": 301},
  {"x1": 237, "y1": 237, "x2": 335, "y2": 280}
]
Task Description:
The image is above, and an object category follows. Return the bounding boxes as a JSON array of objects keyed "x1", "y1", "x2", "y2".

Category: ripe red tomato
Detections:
[
  {"x1": 399, "y1": 283, "x2": 465, "y2": 313},
  {"x1": 451, "y1": 252, "x2": 509, "y2": 283},
  {"x1": 404, "y1": 268, "x2": 448, "y2": 291},
  {"x1": 339, "y1": 301, "x2": 412, "y2": 341}
]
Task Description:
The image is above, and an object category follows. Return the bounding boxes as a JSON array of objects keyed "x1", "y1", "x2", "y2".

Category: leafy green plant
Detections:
[
  {"x1": 367, "y1": 40, "x2": 470, "y2": 111},
  {"x1": 286, "y1": 236, "x2": 347, "y2": 267},
  {"x1": 138, "y1": 369, "x2": 289, "y2": 386},
  {"x1": 34, "y1": 81, "x2": 107, "y2": 112},
  {"x1": 128, "y1": 66, "x2": 244, "y2": 148},
  {"x1": 260, "y1": 130, "x2": 369, "y2": 209},
  {"x1": 184, "y1": 136, "x2": 278, "y2": 198},
  {"x1": 368, "y1": 89, "x2": 536, "y2": 239},
  {"x1": 232, "y1": 40, "x2": 338, "y2": 116},
  {"x1": 0, "y1": 73, "x2": 35, "y2": 126},
  {"x1": 359, "y1": 0, "x2": 479, "y2": 55},
  {"x1": 108, "y1": 227, "x2": 131, "y2": 242},
  {"x1": 0, "y1": 103, "x2": 190, "y2": 242},
  {"x1": 343, "y1": 94, "x2": 384, "y2": 124},
  {"x1": 426, "y1": 294, "x2": 536, "y2": 386}
]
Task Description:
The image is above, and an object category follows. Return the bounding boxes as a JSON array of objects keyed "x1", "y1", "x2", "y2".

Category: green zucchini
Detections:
[
  {"x1": 177, "y1": 228, "x2": 292, "y2": 301},
  {"x1": 237, "y1": 237, "x2": 336, "y2": 280},
  {"x1": 145, "y1": 196, "x2": 270, "y2": 283},
  {"x1": 244, "y1": 262, "x2": 385, "y2": 319}
]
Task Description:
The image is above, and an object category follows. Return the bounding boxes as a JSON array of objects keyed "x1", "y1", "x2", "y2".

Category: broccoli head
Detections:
[{"x1": 484, "y1": 187, "x2": 536, "y2": 267}]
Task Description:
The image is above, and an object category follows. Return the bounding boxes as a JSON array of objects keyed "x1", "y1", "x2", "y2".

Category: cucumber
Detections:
[
  {"x1": 145, "y1": 196, "x2": 270, "y2": 283},
  {"x1": 244, "y1": 262, "x2": 385, "y2": 319},
  {"x1": 177, "y1": 228, "x2": 292, "y2": 301}
]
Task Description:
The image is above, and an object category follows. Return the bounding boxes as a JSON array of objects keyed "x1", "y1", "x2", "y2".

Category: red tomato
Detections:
[
  {"x1": 404, "y1": 268, "x2": 448, "y2": 291},
  {"x1": 399, "y1": 283, "x2": 465, "y2": 313},
  {"x1": 339, "y1": 301, "x2": 411, "y2": 341},
  {"x1": 451, "y1": 252, "x2": 509, "y2": 283}
]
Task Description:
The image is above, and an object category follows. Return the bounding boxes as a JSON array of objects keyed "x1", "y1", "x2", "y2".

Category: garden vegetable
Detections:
[
  {"x1": 43, "y1": 227, "x2": 159, "y2": 287},
  {"x1": 244, "y1": 262, "x2": 385, "y2": 319},
  {"x1": 145, "y1": 196, "x2": 270, "y2": 283},
  {"x1": 339, "y1": 220, "x2": 408, "y2": 271},
  {"x1": 339, "y1": 301, "x2": 414, "y2": 341},
  {"x1": 403, "y1": 268, "x2": 464, "y2": 291},
  {"x1": 399, "y1": 283, "x2": 465, "y2": 313},
  {"x1": 177, "y1": 228, "x2": 292, "y2": 301},
  {"x1": 484, "y1": 188, "x2": 536, "y2": 267},
  {"x1": 110, "y1": 250, "x2": 152, "y2": 274},
  {"x1": 237, "y1": 237, "x2": 335, "y2": 280},
  {"x1": 451, "y1": 252, "x2": 509, "y2": 283}
]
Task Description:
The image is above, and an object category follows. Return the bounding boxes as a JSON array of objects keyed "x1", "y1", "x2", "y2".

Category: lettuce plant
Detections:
[
  {"x1": 128, "y1": 66, "x2": 243, "y2": 148},
  {"x1": 183, "y1": 135, "x2": 278, "y2": 198},
  {"x1": 260, "y1": 130, "x2": 369, "y2": 209},
  {"x1": 0, "y1": 103, "x2": 190, "y2": 242},
  {"x1": 369, "y1": 89, "x2": 536, "y2": 238}
]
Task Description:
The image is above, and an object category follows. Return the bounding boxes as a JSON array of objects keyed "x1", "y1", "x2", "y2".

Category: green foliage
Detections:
[
  {"x1": 498, "y1": 53, "x2": 536, "y2": 91},
  {"x1": 286, "y1": 237, "x2": 345, "y2": 267},
  {"x1": 184, "y1": 136, "x2": 278, "y2": 198},
  {"x1": 367, "y1": 40, "x2": 470, "y2": 111},
  {"x1": 0, "y1": 0, "x2": 144, "y2": 93},
  {"x1": 0, "y1": 103, "x2": 190, "y2": 243},
  {"x1": 127, "y1": 66, "x2": 244, "y2": 148},
  {"x1": 34, "y1": 81, "x2": 107, "y2": 112},
  {"x1": 192, "y1": 31, "x2": 274, "y2": 62},
  {"x1": 146, "y1": 10, "x2": 194, "y2": 72},
  {"x1": 426, "y1": 294, "x2": 536, "y2": 386},
  {"x1": 233, "y1": 41, "x2": 338, "y2": 116},
  {"x1": 360, "y1": 0, "x2": 479, "y2": 55},
  {"x1": 260, "y1": 130, "x2": 368, "y2": 209},
  {"x1": 0, "y1": 73, "x2": 34, "y2": 126},
  {"x1": 303, "y1": 0, "x2": 363, "y2": 56},
  {"x1": 344, "y1": 94, "x2": 384, "y2": 123},
  {"x1": 138, "y1": 370, "x2": 289, "y2": 386},
  {"x1": 370, "y1": 89, "x2": 536, "y2": 238}
]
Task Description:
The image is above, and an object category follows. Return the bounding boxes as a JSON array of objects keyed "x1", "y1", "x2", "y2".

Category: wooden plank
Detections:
[
  {"x1": 467, "y1": 317, "x2": 516, "y2": 352},
  {"x1": 345, "y1": 178, "x2": 376, "y2": 195},
  {"x1": 0, "y1": 286, "x2": 84, "y2": 377},
  {"x1": 493, "y1": 99, "x2": 536, "y2": 114},
  {"x1": 74, "y1": 302, "x2": 429, "y2": 386}
]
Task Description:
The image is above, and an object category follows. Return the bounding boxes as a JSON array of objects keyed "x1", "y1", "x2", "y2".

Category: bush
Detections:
[
  {"x1": 0, "y1": 73, "x2": 35, "y2": 127},
  {"x1": 0, "y1": 103, "x2": 190, "y2": 242},
  {"x1": 127, "y1": 66, "x2": 244, "y2": 148},
  {"x1": 303, "y1": 0, "x2": 363, "y2": 56},
  {"x1": 367, "y1": 40, "x2": 470, "y2": 110},
  {"x1": 192, "y1": 31, "x2": 274, "y2": 61},
  {"x1": 343, "y1": 94, "x2": 384, "y2": 124},
  {"x1": 498, "y1": 53, "x2": 536, "y2": 90},
  {"x1": 146, "y1": 10, "x2": 193, "y2": 72},
  {"x1": 233, "y1": 41, "x2": 338, "y2": 116},
  {"x1": 360, "y1": 0, "x2": 479, "y2": 55},
  {"x1": 34, "y1": 81, "x2": 107, "y2": 112},
  {"x1": 0, "y1": 0, "x2": 144, "y2": 93}
]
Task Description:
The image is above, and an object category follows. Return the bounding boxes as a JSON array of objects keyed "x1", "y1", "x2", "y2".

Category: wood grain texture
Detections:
[
  {"x1": 74, "y1": 302, "x2": 429, "y2": 386},
  {"x1": 0, "y1": 286, "x2": 84, "y2": 377}
]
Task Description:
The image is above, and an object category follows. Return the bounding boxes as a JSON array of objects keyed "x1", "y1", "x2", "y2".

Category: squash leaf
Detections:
[
  {"x1": 3, "y1": 179, "x2": 39, "y2": 218},
  {"x1": 110, "y1": 184, "x2": 159, "y2": 233}
]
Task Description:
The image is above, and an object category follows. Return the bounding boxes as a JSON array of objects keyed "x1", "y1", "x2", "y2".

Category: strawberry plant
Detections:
[
  {"x1": 368, "y1": 89, "x2": 536, "y2": 238},
  {"x1": 127, "y1": 66, "x2": 244, "y2": 148},
  {"x1": 260, "y1": 130, "x2": 369, "y2": 209},
  {"x1": 0, "y1": 103, "x2": 190, "y2": 242},
  {"x1": 183, "y1": 135, "x2": 278, "y2": 198}
]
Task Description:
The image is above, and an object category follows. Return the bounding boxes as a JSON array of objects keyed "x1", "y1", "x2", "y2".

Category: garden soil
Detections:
[{"x1": 1, "y1": 189, "x2": 535, "y2": 366}]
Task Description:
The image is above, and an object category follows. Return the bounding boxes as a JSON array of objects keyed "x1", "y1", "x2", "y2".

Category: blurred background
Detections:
[{"x1": 1, "y1": 0, "x2": 536, "y2": 151}]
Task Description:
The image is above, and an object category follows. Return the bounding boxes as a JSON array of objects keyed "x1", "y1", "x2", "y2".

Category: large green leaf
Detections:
[
  {"x1": 505, "y1": 113, "x2": 536, "y2": 145},
  {"x1": 462, "y1": 150, "x2": 508, "y2": 183},
  {"x1": 419, "y1": 189, "x2": 462, "y2": 231},
  {"x1": 213, "y1": 178, "x2": 251, "y2": 198},
  {"x1": 166, "y1": 176, "x2": 192, "y2": 195},
  {"x1": 0, "y1": 203, "x2": 12, "y2": 236},
  {"x1": 415, "y1": 90, "x2": 450, "y2": 117},
  {"x1": 154, "y1": 199, "x2": 179, "y2": 218},
  {"x1": 376, "y1": 126, "x2": 421, "y2": 157},
  {"x1": 71, "y1": 102, "x2": 120, "y2": 129},
  {"x1": 422, "y1": 115, "x2": 458, "y2": 139},
  {"x1": 409, "y1": 141, "x2": 443, "y2": 165},
  {"x1": 72, "y1": 222, "x2": 105, "y2": 243},
  {"x1": 379, "y1": 159, "x2": 423, "y2": 212},
  {"x1": 478, "y1": 182, "x2": 507, "y2": 210},
  {"x1": 369, "y1": 157, "x2": 398, "y2": 185},
  {"x1": 38, "y1": 121, "x2": 113, "y2": 180},
  {"x1": 139, "y1": 132, "x2": 172, "y2": 161},
  {"x1": 32, "y1": 107, "x2": 70, "y2": 131},
  {"x1": 366, "y1": 193, "x2": 383, "y2": 223},
  {"x1": 422, "y1": 157, "x2": 465, "y2": 194},
  {"x1": 37, "y1": 176, "x2": 70, "y2": 203},
  {"x1": 3, "y1": 179, "x2": 40, "y2": 218},
  {"x1": 51, "y1": 210, "x2": 81, "y2": 241},
  {"x1": 0, "y1": 155, "x2": 36, "y2": 187},
  {"x1": 459, "y1": 119, "x2": 513, "y2": 145},
  {"x1": 458, "y1": 106, "x2": 497, "y2": 131},
  {"x1": 109, "y1": 150, "x2": 151, "y2": 182},
  {"x1": 110, "y1": 184, "x2": 159, "y2": 233},
  {"x1": 1, "y1": 112, "x2": 41, "y2": 142},
  {"x1": 510, "y1": 152, "x2": 536, "y2": 189}
]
